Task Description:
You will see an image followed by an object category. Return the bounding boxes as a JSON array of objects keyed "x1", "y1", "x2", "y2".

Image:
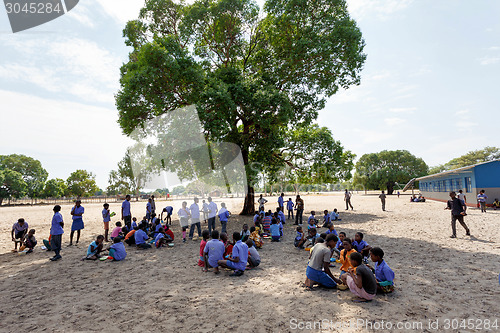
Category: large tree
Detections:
[
  {"x1": 0, "y1": 154, "x2": 48, "y2": 200},
  {"x1": 353, "y1": 150, "x2": 428, "y2": 195},
  {"x1": 116, "y1": 0, "x2": 365, "y2": 214},
  {"x1": 0, "y1": 169, "x2": 27, "y2": 204},
  {"x1": 107, "y1": 149, "x2": 151, "y2": 196},
  {"x1": 429, "y1": 146, "x2": 500, "y2": 174},
  {"x1": 42, "y1": 178, "x2": 68, "y2": 198},
  {"x1": 66, "y1": 170, "x2": 99, "y2": 197}
]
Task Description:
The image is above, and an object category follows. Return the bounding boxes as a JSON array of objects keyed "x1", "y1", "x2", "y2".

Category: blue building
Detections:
[{"x1": 416, "y1": 160, "x2": 500, "y2": 206}]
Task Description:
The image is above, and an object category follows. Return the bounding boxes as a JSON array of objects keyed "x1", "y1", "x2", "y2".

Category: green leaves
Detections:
[
  {"x1": 42, "y1": 178, "x2": 67, "y2": 198},
  {"x1": 353, "y1": 150, "x2": 429, "y2": 194},
  {"x1": 66, "y1": 170, "x2": 99, "y2": 197},
  {"x1": 430, "y1": 147, "x2": 500, "y2": 173},
  {"x1": 0, "y1": 154, "x2": 48, "y2": 199},
  {"x1": 0, "y1": 169, "x2": 27, "y2": 202}
]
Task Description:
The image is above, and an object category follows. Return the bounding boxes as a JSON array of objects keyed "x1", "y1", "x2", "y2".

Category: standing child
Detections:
[
  {"x1": 161, "y1": 206, "x2": 173, "y2": 225},
  {"x1": 178, "y1": 201, "x2": 191, "y2": 243},
  {"x1": 107, "y1": 237, "x2": 127, "y2": 261},
  {"x1": 49, "y1": 205, "x2": 64, "y2": 261},
  {"x1": 198, "y1": 230, "x2": 211, "y2": 268},
  {"x1": 218, "y1": 203, "x2": 230, "y2": 234},
  {"x1": 189, "y1": 198, "x2": 202, "y2": 240},
  {"x1": 11, "y1": 218, "x2": 29, "y2": 252},
  {"x1": 22, "y1": 229, "x2": 37, "y2": 253},
  {"x1": 69, "y1": 200, "x2": 85, "y2": 246},
  {"x1": 84, "y1": 235, "x2": 105, "y2": 260},
  {"x1": 202, "y1": 200, "x2": 209, "y2": 223},
  {"x1": 102, "y1": 203, "x2": 111, "y2": 242},
  {"x1": 287, "y1": 198, "x2": 294, "y2": 220},
  {"x1": 247, "y1": 239, "x2": 261, "y2": 268}
]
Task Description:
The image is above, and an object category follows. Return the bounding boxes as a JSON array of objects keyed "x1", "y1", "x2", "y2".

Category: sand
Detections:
[{"x1": 1, "y1": 193, "x2": 499, "y2": 332}]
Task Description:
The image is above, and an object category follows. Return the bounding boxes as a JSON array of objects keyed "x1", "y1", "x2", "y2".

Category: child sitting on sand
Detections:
[
  {"x1": 240, "y1": 224, "x2": 250, "y2": 242},
  {"x1": 110, "y1": 222, "x2": 123, "y2": 241},
  {"x1": 155, "y1": 231, "x2": 167, "y2": 248},
  {"x1": 249, "y1": 226, "x2": 262, "y2": 249},
  {"x1": 198, "y1": 230, "x2": 210, "y2": 268},
  {"x1": 294, "y1": 226, "x2": 306, "y2": 249},
  {"x1": 325, "y1": 223, "x2": 338, "y2": 237},
  {"x1": 336, "y1": 232, "x2": 346, "y2": 252},
  {"x1": 270, "y1": 219, "x2": 281, "y2": 242},
  {"x1": 493, "y1": 198, "x2": 500, "y2": 210},
  {"x1": 322, "y1": 210, "x2": 331, "y2": 228},
  {"x1": 367, "y1": 247, "x2": 395, "y2": 293},
  {"x1": 330, "y1": 208, "x2": 341, "y2": 221},
  {"x1": 339, "y1": 238, "x2": 357, "y2": 275},
  {"x1": 247, "y1": 239, "x2": 261, "y2": 268},
  {"x1": 164, "y1": 224, "x2": 174, "y2": 242},
  {"x1": 124, "y1": 226, "x2": 137, "y2": 246},
  {"x1": 203, "y1": 230, "x2": 225, "y2": 274},
  {"x1": 22, "y1": 229, "x2": 37, "y2": 254},
  {"x1": 262, "y1": 212, "x2": 272, "y2": 233},
  {"x1": 84, "y1": 235, "x2": 105, "y2": 260},
  {"x1": 135, "y1": 224, "x2": 151, "y2": 249},
  {"x1": 217, "y1": 232, "x2": 249, "y2": 276},
  {"x1": 352, "y1": 232, "x2": 372, "y2": 263},
  {"x1": 340, "y1": 252, "x2": 377, "y2": 302},
  {"x1": 307, "y1": 211, "x2": 318, "y2": 229},
  {"x1": 106, "y1": 237, "x2": 127, "y2": 261},
  {"x1": 220, "y1": 232, "x2": 233, "y2": 257},
  {"x1": 304, "y1": 228, "x2": 320, "y2": 249}
]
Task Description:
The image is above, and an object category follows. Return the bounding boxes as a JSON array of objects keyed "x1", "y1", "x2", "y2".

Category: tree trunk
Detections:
[
  {"x1": 386, "y1": 181, "x2": 395, "y2": 195},
  {"x1": 240, "y1": 185, "x2": 255, "y2": 215}
]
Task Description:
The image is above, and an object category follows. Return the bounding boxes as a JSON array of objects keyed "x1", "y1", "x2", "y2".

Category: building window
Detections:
[
  {"x1": 454, "y1": 178, "x2": 462, "y2": 192},
  {"x1": 465, "y1": 177, "x2": 472, "y2": 193}
]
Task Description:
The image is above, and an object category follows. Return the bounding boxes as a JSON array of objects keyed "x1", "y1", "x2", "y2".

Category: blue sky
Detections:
[{"x1": 1, "y1": 0, "x2": 499, "y2": 189}]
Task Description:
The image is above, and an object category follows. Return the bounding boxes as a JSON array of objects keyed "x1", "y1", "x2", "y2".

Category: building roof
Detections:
[{"x1": 416, "y1": 159, "x2": 500, "y2": 181}]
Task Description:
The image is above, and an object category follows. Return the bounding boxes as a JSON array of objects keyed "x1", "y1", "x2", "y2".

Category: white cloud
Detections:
[
  {"x1": 455, "y1": 109, "x2": 470, "y2": 116},
  {"x1": 389, "y1": 107, "x2": 417, "y2": 113},
  {"x1": 384, "y1": 117, "x2": 406, "y2": 126},
  {"x1": 479, "y1": 56, "x2": 500, "y2": 65},
  {"x1": 66, "y1": 4, "x2": 95, "y2": 28},
  {"x1": 95, "y1": 0, "x2": 145, "y2": 24},
  {"x1": 347, "y1": 0, "x2": 414, "y2": 20}
]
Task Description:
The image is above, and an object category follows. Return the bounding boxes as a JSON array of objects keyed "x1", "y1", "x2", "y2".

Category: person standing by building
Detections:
[
  {"x1": 344, "y1": 189, "x2": 353, "y2": 210},
  {"x1": 445, "y1": 191, "x2": 470, "y2": 238},
  {"x1": 477, "y1": 190, "x2": 488, "y2": 213},
  {"x1": 295, "y1": 195, "x2": 304, "y2": 225},
  {"x1": 122, "y1": 195, "x2": 132, "y2": 230},
  {"x1": 379, "y1": 191, "x2": 387, "y2": 211},
  {"x1": 69, "y1": 200, "x2": 84, "y2": 246}
]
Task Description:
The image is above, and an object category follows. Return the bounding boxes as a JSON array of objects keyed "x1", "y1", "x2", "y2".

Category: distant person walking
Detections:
[
  {"x1": 295, "y1": 195, "x2": 304, "y2": 225},
  {"x1": 69, "y1": 200, "x2": 84, "y2": 246},
  {"x1": 379, "y1": 191, "x2": 387, "y2": 211},
  {"x1": 446, "y1": 191, "x2": 470, "y2": 238},
  {"x1": 477, "y1": 190, "x2": 488, "y2": 213},
  {"x1": 189, "y1": 197, "x2": 202, "y2": 240},
  {"x1": 344, "y1": 189, "x2": 353, "y2": 210}
]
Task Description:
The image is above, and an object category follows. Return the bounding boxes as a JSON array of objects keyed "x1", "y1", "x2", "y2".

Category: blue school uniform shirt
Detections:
[
  {"x1": 287, "y1": 200, "x2": 294, "y2": 210},
  {"x1": 325, "y1": 228, "x2": 338, "y2": 236},
  {"x1": 270, "y1": 224, "x2": 280, "y2": 237},
  {"x1": 87, "y1": 241, "x2": 98, "y2": 256},
  {"x1": 102, "y1": 209, "x2": 110, "y2": 222},
  {"x1": 295, "y1": 231, "x2": 303, "y2": 241},
  {"x1": 50, "y1": 212, "x2": 64, "y2": 235},
  {"x1": 278, "y1": 196, "x2": 284, "y2": 207},
  {"x1": 110, "y1": 242, "x2": 127, "y2": 261},
  {"x1": 134, "y1": 229, "x2": 148, "y2": 245},
  {"x1": 278, "y1": 211, "x2": 286, "y2": 224},
  {"x1": 218, "y1": 209, "x2": 230, "y2": 222},
  {"x1": 374, "y1": 260, "x2": 395, "y2": 282},
  {"x1": 132, "y1": 221, "x2": 138, "y2": 229},
  {"x1": 72, "y1": 206, "x2": 84, "y2": 220},
  {"x1": 146, "y1": 202, "x2": 152, "y2": 214},
  {"x1": 231, "y1": 240, "x2": 248, "y2": 271},
  {"x1": 352, "y1": 240, "x2": 369, "y2": 252},
  {"x1": 154, "y1": 233, "x2": 164, "y2": 243},
  {"x1": 203, "y1": 239, "x2": 225, "y2": 267},
  {"x1": 307, "y1": 215, "x2": 316, "y2": 224},
  {"x1": 253, "y1": 214, "x2": 260, "y2": 223},
  {"x1": 122, "y1": 200, "x2": 131, "y2": 217},
  {"x1": 323, "y1": 214, "x2": 331, "y2": 225},
  {"x1": 164, "y1": 206, "x2": 173, "y2": 215},
  {"x1": 330, "y1": 211, "x2": 339, "y2": 220},
  {"x1": 336, "y1": 239, "x2": 344, "y2": 250}
]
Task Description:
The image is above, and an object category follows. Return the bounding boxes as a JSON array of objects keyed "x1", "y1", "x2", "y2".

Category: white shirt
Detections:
[
  {"x1": 207, "y1": 202, "x2": 218, "y2": 218},
  {"x1": 178, "y1": 208, "x2": 189, "y2": 218}
]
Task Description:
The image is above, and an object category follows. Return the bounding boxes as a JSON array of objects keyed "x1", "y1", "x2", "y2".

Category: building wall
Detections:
[{"x1": 474, "y1": 161, "x2": 500, "y2": 189}]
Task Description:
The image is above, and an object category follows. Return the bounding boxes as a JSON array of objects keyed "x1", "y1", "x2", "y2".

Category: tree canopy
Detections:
[
  {"x1": 116, "y1": 0, "x2": 365, "y2": 213},
  {"x1": 66, "y1": 170, "x2": 99, "y2": 197},
  {"x1": 429, "y1": 146, "x2": 500, "y2": 174},
  {"x1": 0, "y1": 154, "x2": 48, "y2": 199},
  {"x1": 0, "y1": 169, "x2": 27, "y2": 204},
  {"x1": 42, "y1": 178, "x2": 68, "y2": 198},
  {"x1": 353, "y1": 150, "x2": 428, "y2": 194}
]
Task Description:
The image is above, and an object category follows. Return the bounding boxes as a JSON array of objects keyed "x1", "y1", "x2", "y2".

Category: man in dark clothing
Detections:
[{"x1": 445, "y1": 191, "x2": 470, "y2": 238}]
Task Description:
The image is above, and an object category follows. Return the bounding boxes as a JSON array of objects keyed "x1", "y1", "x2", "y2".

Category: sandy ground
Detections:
[{"x1": 1, "y1": 193, "x2": 500, "y2": 332}]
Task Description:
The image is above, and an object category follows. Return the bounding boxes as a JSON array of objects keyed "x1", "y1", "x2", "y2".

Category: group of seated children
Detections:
[
  {"x1": 199, "y1": 230, "x2": 261, "y2": 276},
  {"x1": 253, "y1": 207, "x2": 285, "y2": 242},
  {"x1": 83, "y1": 235, "x2": 127, "y2": 261},
  {"x1": 303, "y1": 228, "x2": 395, "y2": 302},
  {"x1": 11, "y1": 218, "x2": 37, "y2": 254}
]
